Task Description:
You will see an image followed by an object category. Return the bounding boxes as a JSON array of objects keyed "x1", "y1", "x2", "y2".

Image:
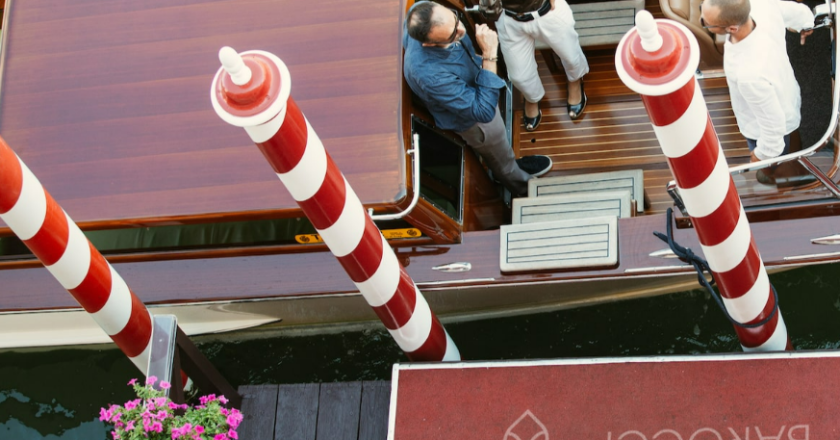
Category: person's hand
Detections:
[
  {"x1": 789, "y1": 27, "x2": 814, "y2": 45},
  {"x1": 475, "y1": 24, "x2": 498, "y2": 58},
  {"x1": 750, "y1": 151, "x2": 760, "y2": 162},
  {"x1": 800, "y1": 28, "x2": 813, "y2": 45}
]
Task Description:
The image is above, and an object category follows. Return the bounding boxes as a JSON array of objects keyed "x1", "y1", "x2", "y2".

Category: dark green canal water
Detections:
[{"x1": 2, "y1": 262, "x2": 840, "y2": 439}]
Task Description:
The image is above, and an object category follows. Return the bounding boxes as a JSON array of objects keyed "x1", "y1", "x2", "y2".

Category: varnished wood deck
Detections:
[
  {"x1": 513, "y1": 49, "x2": 750, "y2": 215},
  {"x1": 0, "y1": 0, "x2": 408, "y2": 233},
  {"x1": 511, "y1": 0, "x2": 838, "y2": 215},
  {"x1": 238, "y1": 381, "x2": 391, "y2": 440}
]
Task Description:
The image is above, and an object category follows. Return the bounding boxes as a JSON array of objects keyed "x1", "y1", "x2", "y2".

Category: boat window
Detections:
[
  {"x1": 412, "y1": 116, "x2": 464, "y2": 223},
  {"x1": 0, "y1": 217, "x2": 420, "y2": 261}
]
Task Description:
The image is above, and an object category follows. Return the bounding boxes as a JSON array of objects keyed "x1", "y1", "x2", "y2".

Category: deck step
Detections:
[
  {"x1": 512, "y1": 190, "x2": 632, "y2": 224},
  {"x1": 535, "y1": 0, "x2": 645, "y2": 48},
  {"x1": 528, "y1": 169, "x2": 645, "y2": 213},
  {"x1": 500, "y1": 216, "x2": 618, "y2": 273}
]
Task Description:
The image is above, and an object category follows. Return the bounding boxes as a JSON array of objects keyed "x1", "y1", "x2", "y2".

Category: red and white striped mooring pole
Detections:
[
  {"x1": 616, "y1": 12, "x2": 789, "y2": 351},
  {"x1": 210, "y1": 47, "x2": 460, "y2": 361},
  {"x1": 0, "y1": 141, "x2": 153, "y2": 369}
]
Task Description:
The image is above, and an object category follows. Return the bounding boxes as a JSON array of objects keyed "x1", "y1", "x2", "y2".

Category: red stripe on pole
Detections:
[
  {"x1": 641, "y1": 80, "x2": 694, "y2": 126},
  {"x1": 372, "y1": 271, "x2": 417, "y2": 329},
  {"x1": 109, "y1": 293, "x2": 153, "y2": 358},
  {"x1": 691, "y1": 183, "x2": 741, "y2": 247},
  {"x1": 255, "y1": 98, "x2": 307, "y2": 173},
  {"x1": 714, "y1": 244, "x2": 762, "y2": 299},
  {"x1": 297, "y1": 160, "x2": 346, "y2": 229},
  {"x1": 24, "y1": 195, "x2": 69, "y2": 266},
  {"x1": 69, "y1": 244, "x2": 112, "y2": 313},
  {"x1": 406, "y1": 316, "x2": 448, "y2": 362},
  {"x1": 336, "y1": 220, "x2": 385, "y2": 282},
  {"x1": 733, "y1": 289, "x2": 778, "y2": 348},
  {"x1": 664, "y1": 122, "x2": 719, "y2": 189},
  {"x1": 0, "y1": 141, "x2": 22, "y2": 214}
]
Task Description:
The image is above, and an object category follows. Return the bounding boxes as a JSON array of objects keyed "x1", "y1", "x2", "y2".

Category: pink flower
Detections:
[
  {"x1": 218, "y1": 395, "x2": 228, "y2": 404},
  {"x1": 228, "y1": 428, "x2": 238, "y2": 439},
  {"x1": 199, "y1": 394, "x2": 216, "y2": 405},
  {"x1": 213, "y1": 435, "x2": 228, "y2": 440},
  {"x1": 99, "y1": 407, "x2": 112, "y2": 422},
  {"x1": 168, "y1": 402, "x2": 181, "y2": 410},
  {"x1": 220, "y1": 408, "x2": 229, "y2": 416},
  {"x1": 227, "y1": 409, "x2": 244, "y2": 429},
  {"x1": 126, "y1": 420, "x2": 135, "y2": 431},
  {"x1": 146, "y1": 375, "x2": 158, "y2": 386},
  {"x1": 151, "y1": 421, "x2": 163, "y2": 433},
  {"x1": 127, "y1": 378, "x2": 137, "y2": 386},
  {"x1": 110, "y1": 411, "x2": 122, "y2": 423},
  {"x1": 156, "y1": 410, "x2": 168, "y2": 420},
  {"x1": 112, "y1": 432, "x2": 121, "y2": 440},
  {"x1": 125, "y1": 399, "x2": 140, "y2": 410},
  {"x1": 154, "y1": 397, "x2": 168, "y2": 408},
  {"x1": 195, "y1": 425, "x2": 205, "y2": 434},
  {"x1": 160, "y1": 381, "x2": 171, "y2": 390}
]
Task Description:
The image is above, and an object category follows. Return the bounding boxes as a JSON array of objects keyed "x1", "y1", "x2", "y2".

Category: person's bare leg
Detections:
[{"x1": 567, "y1": 79, "x2": 582, "y2": 105}]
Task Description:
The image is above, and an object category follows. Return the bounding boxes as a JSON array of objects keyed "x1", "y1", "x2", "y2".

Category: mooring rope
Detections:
[{"x1": 653, "y1": 208, "x2": 779, "y2": 329}]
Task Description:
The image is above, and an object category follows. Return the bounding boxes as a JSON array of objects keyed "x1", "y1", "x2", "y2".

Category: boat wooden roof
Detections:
[{"x1": 0, "y1": 0, "x2": 407, "y2": 232}]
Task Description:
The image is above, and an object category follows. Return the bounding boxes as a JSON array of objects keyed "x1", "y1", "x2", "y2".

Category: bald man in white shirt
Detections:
[{"x1": 700, "y1": 0, "x2": 813, "y2": 171}]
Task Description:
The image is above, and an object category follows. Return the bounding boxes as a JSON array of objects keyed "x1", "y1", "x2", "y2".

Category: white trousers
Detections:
[{"x1": 496, "y1": 0, "x2": 589, "y2": 103}]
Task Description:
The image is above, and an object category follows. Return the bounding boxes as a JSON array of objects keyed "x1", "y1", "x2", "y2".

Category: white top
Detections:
[{"x1": 723, "y1": 0, "x2": 814, "y2": 160}]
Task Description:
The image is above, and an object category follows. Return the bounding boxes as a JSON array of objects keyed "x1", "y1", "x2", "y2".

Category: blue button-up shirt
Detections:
[{"x1": 403, "y1": 31, "x2": 506, "y2": 133}]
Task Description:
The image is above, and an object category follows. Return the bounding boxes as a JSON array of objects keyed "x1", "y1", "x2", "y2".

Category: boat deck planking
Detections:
[
  {"x1": 514, "y1": 48, "x2": 838, "y2": 215},
  {"x1": 238, "y1": 381, "x2": 390, "y2": 440},
  {"x1": 0, "y1": 0, "x2": 408, "y2": 233}
]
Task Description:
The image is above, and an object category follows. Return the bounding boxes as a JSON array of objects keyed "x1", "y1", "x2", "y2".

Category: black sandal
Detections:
[
  {"x1": 567, "y1": 80, "x2": 587, "y2": 120},
  {"x1": 524, "y1": 109, "x2": 542, "y2": 132}
]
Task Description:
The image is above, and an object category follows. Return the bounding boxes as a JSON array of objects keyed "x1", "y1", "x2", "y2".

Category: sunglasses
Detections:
[{"x1": 428, "y1": 8, "x2": 462, "y2": 44}]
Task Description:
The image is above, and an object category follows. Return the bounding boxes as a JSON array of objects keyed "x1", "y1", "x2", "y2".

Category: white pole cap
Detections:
[
  {"x1": 636, "y1": 10, "x2": 663, "y2": 52},
  {"x1": 218, "y1": 46, "x2": 253, "y2": 86}
]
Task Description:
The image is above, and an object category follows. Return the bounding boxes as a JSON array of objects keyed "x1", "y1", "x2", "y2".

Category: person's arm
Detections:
[
  {"x1": 424, "y1": 70, "x2": 503, "y2": 124},
  {"x1": 739, "y1": 79, "x2": 787, "y2": 161},
  {"x1": 419, "y1": 25, "x2": 506, "y2": 124},
  {"x1": 778, "y1": 0, "x2": 814, "y2": 30},
  {"x1": 778, "y1": 0, "x2": 815, "y2": 43},
  {"x1": 475, "y1": 24, "x2": 499, "y2": 75}
]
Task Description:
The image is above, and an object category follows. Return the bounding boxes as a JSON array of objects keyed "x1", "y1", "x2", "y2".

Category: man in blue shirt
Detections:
[{"x1": 403, "y1": 1, "x2": 552, "y2": 197}]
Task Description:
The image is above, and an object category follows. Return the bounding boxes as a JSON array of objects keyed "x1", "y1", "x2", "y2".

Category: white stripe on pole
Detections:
[
  {"x1": 700, "y1": 208, "x2": 751, "y2": 273},
  {"x1": 677, "y1": 151, "x2": 731, "y2": 217},
  {"x1": 721, "y1": 263, "x2": 771, "y2": 323},
  {"x1": 4, "y1": 161, "x2": 47, "y2": 240},
  {"x1": 355, "y1": 237, "x2": 401, "y2": 307},
  {"x1": 47, "y1": 217, "x2": 91, "y2": 289},
  {"x1": 91, "y1": 267, "x2": 134, "y2": 335},
  {"x1": 388, "y1": 288, "x2": 433, "y2": 352},
  {"x1": 316, "y1": 182, "x2": 367, "y2": 257},
  {"x1": 653, "y1": 85, "x2": 708, "y2": 158}
]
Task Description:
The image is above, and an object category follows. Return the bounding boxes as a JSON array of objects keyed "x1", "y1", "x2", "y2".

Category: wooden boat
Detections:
[{"x1": 1, "y1": 0, "x2": 838, "y2": 349}]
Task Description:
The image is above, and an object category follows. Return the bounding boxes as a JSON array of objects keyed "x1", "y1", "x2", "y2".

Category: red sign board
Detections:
[{"x1": 390, "y1": 352, "x2": 838, "y2": 439}]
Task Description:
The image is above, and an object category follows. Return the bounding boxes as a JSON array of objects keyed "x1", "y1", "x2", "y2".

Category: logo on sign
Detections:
[{"x1": 504, "y1": 410, "x2": 549, "y2": 440}]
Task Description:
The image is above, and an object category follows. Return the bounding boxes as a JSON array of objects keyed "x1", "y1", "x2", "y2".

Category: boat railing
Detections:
[
  {"x1": 369, "y1": 133, "x2": 421, "y2": 221},
  {"x1": 668, "y1": 0, "x2": 840, "y2": 213}
]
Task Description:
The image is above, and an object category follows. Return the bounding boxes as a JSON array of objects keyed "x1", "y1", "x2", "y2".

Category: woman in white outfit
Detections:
[{"x1": 485, "y1": 0, "x2": 590, "y2": 130}]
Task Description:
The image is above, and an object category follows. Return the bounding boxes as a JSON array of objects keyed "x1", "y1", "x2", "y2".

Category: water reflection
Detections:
[{"x1": 2, "y1": 263, "x2": 840, "y2": 439}]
